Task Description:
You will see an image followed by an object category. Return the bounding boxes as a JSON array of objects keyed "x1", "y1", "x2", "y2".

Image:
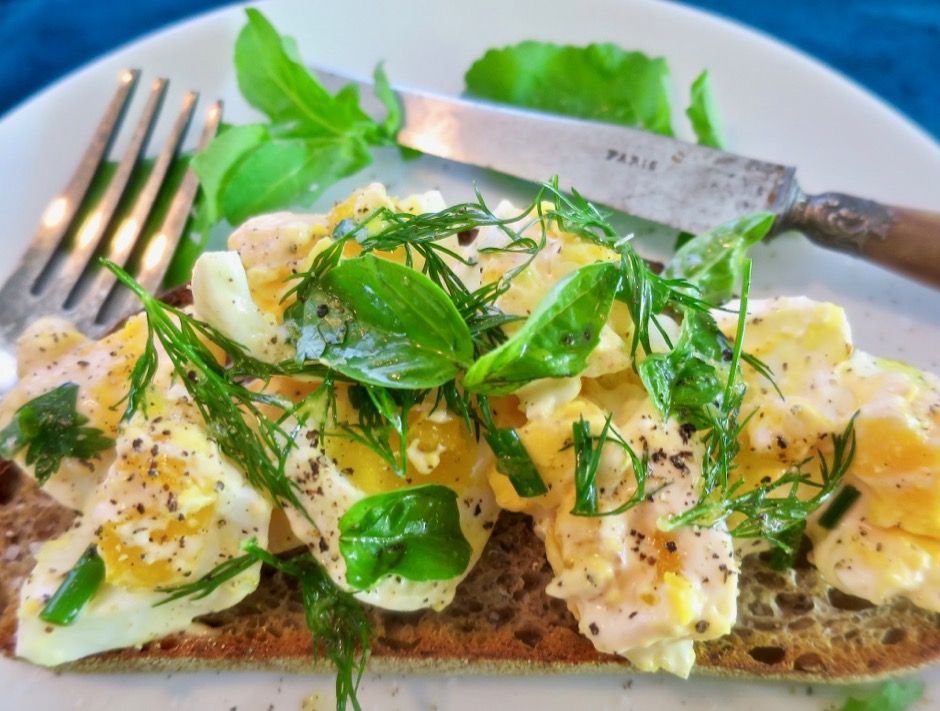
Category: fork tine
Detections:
[
  {"x1": 0, "y1": 69, "x2": 139, "y2": 344},
  {"x1": 123, "y1": 100, "x2": 223, "y2": 295},
  {"x1": 40, "y1": 77, "x2": 169, "y2": 313},
  {"x1": 71, "y1": 90, "x2": 199, "y2": 331}
]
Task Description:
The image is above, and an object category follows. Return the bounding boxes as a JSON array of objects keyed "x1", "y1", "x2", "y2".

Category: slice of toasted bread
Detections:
[{"x1": 3, "y1": 460, "x2": 940, "y2": 682}]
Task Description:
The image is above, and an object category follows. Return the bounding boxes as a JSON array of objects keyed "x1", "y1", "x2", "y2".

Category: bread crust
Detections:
[{"x1": 3, "y1": 461, "x2": 940, "y2": 683}]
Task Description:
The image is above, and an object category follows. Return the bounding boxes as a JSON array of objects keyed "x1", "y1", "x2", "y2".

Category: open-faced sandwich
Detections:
[{"x1": 2, "y1": 182, "x2": 939, "y2": 709}]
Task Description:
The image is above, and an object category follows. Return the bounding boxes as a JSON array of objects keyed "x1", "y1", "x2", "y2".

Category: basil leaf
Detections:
[
  {"x1": 0, "y1": 383, "x2": 114, "y2": 485},
  {"x1": 686, "y1": 70, "x2": 725, "y2": 148},
  {"x1": 294, "y1": 284, "x2": 348, "y2": 360},
  {"x1": 463, "y1": 262, "x2": 621, "y2": 395},
  {"x1": 664, "y1": 212, "x2": 774, "y2": 304},
  {"x1": 484, "y1": 427, "x2": 547, "y2": 497},
  {"x1": 372, "y1": 63, "x2": 402, "y2": 138},
  {"x1": 338, "y1": 484, "x2": 472, "y2": 589},
  {"x1": 39, "y1": 545, "x2": 105, "y2": 625},
  {"x1": 465, "y1": 41, "x2": 675, "y2": 135},
  {"x1": 288, "y1": 255, "x2": 474, "y2": 389}
]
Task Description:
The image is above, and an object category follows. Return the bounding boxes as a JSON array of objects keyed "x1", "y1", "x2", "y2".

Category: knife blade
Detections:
[{"x1": 317, "y1": 70, "x2": 940, "y2": 288}]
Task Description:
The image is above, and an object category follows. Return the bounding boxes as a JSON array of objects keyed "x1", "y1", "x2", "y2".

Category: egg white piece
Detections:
[
  {"x1": 491, "y1": 392, "x2": 738, "y2": 678},
  {"x1": 190, "y1": 187, "x2": 501, "y2": 612},
  {"x1": 716, "y1": 296, "x2": 940, "y2": 611},
  {"x1": 274, "y1": 380, "x2": 500, "y2": 612},
  {"x1": 0, "y1": 314, "x2": 149, "y2": 510},
  {"x1": 16, "y1": 392, "x2": 273, "y2": 666}
]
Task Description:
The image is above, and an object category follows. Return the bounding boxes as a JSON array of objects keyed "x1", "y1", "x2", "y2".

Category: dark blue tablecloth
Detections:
[{"x1": 1, "y1": 0, "x2": 938, "y2": 140}]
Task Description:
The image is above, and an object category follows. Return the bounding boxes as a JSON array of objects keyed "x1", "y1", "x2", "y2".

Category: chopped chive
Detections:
[
  {"x1": 818, "y1": 484, "x2": 862, "y2": 530},
  {"x1": 39, "y1": 544, "x2": 106, "y2": 626},
  {"x1": 484, "y1": 427, "x2": 548, "y2": 497}
]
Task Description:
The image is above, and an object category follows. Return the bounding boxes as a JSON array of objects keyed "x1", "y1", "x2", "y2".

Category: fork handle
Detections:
[{"x1": 784, "y1": 190, "x2": 940, "y2": 290}]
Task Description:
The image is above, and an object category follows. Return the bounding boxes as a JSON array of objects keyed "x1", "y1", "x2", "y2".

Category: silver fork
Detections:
[{"x1": 0, "y1": 69, "x2": 222, "y2": 388}]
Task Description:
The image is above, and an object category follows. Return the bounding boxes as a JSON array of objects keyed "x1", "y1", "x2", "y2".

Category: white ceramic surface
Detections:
[{"x1": 1, "y1": 0, "x2": 939, "y2": 708}]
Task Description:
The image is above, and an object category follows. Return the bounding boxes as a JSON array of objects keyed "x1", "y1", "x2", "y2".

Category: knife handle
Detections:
[{"x1": 784, "y1": 190, "x2": 940, "y2": 289}]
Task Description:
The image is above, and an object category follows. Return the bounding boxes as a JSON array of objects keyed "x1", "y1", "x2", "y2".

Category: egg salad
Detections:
[{"x1": 2, "y1": 182, "x2": 939, "y2": 685}]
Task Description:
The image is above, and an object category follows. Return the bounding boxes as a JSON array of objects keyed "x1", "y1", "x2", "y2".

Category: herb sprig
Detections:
[
  {"x1": 660, "y1": 414, "x2": 858, "y2": 551},
  {"x1": 0, "y1": 382, "x2": 114, "y2": 485},
  {"x1": 158, "y1": 539, "x2": 370, "y2": 711},
  {"x1": 569, "y1": 415, "x2": 658, "y2": 517},
  {"x1": 106, "y1": 261, "x2": 311, "y2": 515}
]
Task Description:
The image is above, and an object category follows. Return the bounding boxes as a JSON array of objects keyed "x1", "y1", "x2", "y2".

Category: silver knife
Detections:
[{"x1": 316, "y1": 70, "x2": 940, "y2": 289}]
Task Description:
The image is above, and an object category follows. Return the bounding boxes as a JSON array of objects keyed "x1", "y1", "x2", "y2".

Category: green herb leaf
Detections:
[
  {"x1": 484, "y1": 427, "x2": 548, "y2": 497},
  {"x1": 663, "y1": 212, "x2": 775, "y2": 304},
  {"x1": 686, "y1": 70, "x2": 725, "y2": 148},
  {"x1": 288, "y1": 255, "x2": 474, "y2": 389},
  {"x1": 371, "y1": 62, "x2": 402, "y2": 138},
  {"x1": 837, "y1": 680, "x2": 926, "y2": 711},
  {"x1": 164, "y1": 539, "x2": 370, "y2": 711},
  {"x1": 0, "y1": 383, "x2": 114, "y2": 485},
  {"x1": 338, "y1": 484, "x2": 472, "y2": 589},
  {"x1": 465, "y1": 41, "x2": 675, "y2": 135},
  {"x1": 106, "y1": 261, "x2": 312, "y2": 516},
  {"x1": 661, "y1": 415, "x2": 858, "y2": 551},
  {"x1": 189, "y1": 123, "x2": 269, "y2": 228},
  {"x1": 191, "y1": 9, "x2": 399, "y2": 231},
  {"x1": 463, "y1": 261, "x2": 621, "y2": 395},
  {"x1": 155, "y1": 552, "x2": 259, "y2": 606},
  {"x1": 570, "y1": 415, "x2": 657, "y2": 517},
  {"x1": 818, "y1": 483, "x2": 862, "y2": 530},
  {"x1": 235, "y1": 9, "x2": 376, "y2": 134},
  {"x1": 333, "y1": 385, "x2": 419, "y2": 478},
  {"x1": 637, "y1": 309, "x2": 732, "y2": 428},
  {"x1": 250, "y1": 543, "x2": 370, "y2": 711},
  {"x1": 765, "y1": 523, "x2": 806, "y2": 572},
  {"x1": 220, "y1": 136, "x2": 372, "y2": 225},
  {"x1": 39, "y1": 545, "x2": 106, "y2": 626}
]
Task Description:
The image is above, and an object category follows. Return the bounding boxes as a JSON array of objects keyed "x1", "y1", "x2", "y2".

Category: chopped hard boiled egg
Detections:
[
  {"x1": 0, "y1": 314, "x2": 149, "y2": 510},
  {"x1": 16, "y1": 386, "x2": 273, "y2": 666},
  {"x1": 276, "y1": 380, "x2": 500, "y2": 611},
  {"x1": 6, "y1": 181, "x2": 940, "y2": 683},
  {"x1": 714, "y1": 297, "x2": 940, "y2": 612}
]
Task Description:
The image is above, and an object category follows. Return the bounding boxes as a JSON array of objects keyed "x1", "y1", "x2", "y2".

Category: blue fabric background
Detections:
[{"x1": 0, "y1": 0, "x2": 937, "y2": 140}]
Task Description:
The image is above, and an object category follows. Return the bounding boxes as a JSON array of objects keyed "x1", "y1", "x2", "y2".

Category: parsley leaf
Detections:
[
  {"x1": 465, "y1": 41, "x2": 723, "y2": 143},
  {"x1": 190, "y1": 9, "x2": 400, "y2": 230},
  {"x1": 686, "y1": 70, "x2": 726, "y2": 148},
  {"x1": 0, "y1": 383, "x2": 114, "y2": 485}
]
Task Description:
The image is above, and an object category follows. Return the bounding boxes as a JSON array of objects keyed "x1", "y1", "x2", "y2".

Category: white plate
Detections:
[{"x1": 2, "y1": 0, "x2": 939, "y2": 709}]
